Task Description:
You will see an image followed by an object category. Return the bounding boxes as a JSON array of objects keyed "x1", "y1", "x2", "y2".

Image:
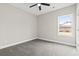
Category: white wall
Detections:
[
  {"x1": 76, "y1": 4, "x2": 79, "y2": 49},
  {"x1": 0, "y1": 4, "x2": 37, "y2": 48},
  {"x1": 38, "y1": 5, "x2": 76, "y2": 46}
]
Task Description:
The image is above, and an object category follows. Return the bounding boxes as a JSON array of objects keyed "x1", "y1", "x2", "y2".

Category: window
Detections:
[{"x1": 58, "y1": 14, "x2": 73, "y2": 36}]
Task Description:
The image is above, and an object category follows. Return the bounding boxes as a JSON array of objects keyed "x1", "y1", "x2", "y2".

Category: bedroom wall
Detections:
[
  {"x1": 76, "y1": 4, "x2": 79, "y2": 49},
  {"x1": 38, "y1": 5, "x2": 76, "y2": 46},
  {"x1": 0, "y1": 4, "x2": 37, "y2": 49}
]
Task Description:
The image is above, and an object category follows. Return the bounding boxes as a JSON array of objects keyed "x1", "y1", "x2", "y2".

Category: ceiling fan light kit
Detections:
[
  {"x1": 37, "y1": 4, "x2": 41, "y2": 6},
  {"x1": 29, "y1": 3, "x2": 51, "y2": 11}
]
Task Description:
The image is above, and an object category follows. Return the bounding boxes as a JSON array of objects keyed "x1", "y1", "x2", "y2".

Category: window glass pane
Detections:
[{"x1": 58, "y1": 14, "x2": 73, "y2": 36}]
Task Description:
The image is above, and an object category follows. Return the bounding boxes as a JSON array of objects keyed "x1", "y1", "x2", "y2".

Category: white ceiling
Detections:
[{"x1": 10, "y1": 3, "x2": 75, "y2": 16}]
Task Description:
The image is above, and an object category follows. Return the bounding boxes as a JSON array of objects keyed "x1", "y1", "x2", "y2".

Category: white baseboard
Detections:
[
  {"x1": 39, "y1": 38, "x2": 76, "y2": 47},
  {"x1": 0, "y1": 38, "x2": 36, "y2": 50},
  {"x1": 0, "y1": 37, "x2": 76, "y2": 50}
]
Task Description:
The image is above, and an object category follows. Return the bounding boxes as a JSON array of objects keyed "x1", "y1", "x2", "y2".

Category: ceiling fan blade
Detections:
[
  {"x1": 41, "y1": 3, "x2": 50, "y2": 6},
  {"x1": 39, "y1": 6, "x2": 41, "y2": 11},
  {"x1": 29, "y1": 4, "x2": 37, "y2": 8}
]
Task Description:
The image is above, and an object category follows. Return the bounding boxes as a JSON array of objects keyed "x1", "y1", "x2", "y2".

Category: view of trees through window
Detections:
[{"x1": 58, "y1": 14, "x2": 73, "y2": 36}]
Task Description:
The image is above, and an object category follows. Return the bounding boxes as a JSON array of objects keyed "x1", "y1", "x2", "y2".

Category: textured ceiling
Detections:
[{"x1": 10, "y1": 3, "x2": 74, "y2": 16}]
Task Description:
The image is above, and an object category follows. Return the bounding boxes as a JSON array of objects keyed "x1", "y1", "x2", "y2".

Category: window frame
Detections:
[{"x1": 57, "y1": 14, "x2": 73, "y2": 37}]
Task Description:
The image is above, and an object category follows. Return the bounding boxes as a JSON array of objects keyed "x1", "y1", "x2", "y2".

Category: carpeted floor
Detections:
[{"x1": 0, "y1": 39, "x2": 78, "y2": 56}]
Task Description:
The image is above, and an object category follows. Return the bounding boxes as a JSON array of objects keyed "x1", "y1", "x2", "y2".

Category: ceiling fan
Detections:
[{"x1": 29, "y1": 3, "x2": 50, "y2": 11}]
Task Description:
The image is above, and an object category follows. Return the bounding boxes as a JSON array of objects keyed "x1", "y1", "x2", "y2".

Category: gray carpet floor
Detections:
[{"x1": 0, "y1": 39, "x2": 77, "y2": 56}]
